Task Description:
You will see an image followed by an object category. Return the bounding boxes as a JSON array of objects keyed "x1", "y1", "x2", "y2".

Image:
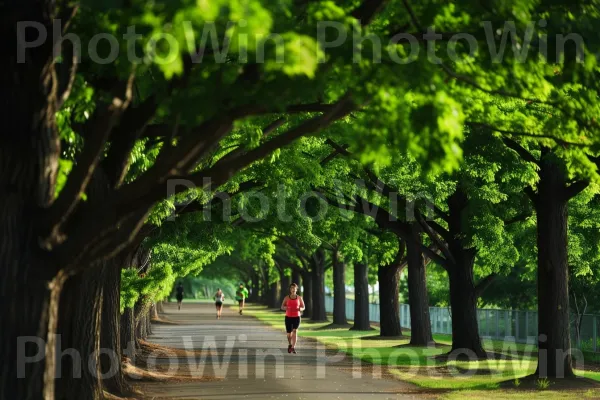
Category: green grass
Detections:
[
  {"x1": 244, "y1": 304, "x2": 600, "y2": 395},
  {"x1": 439, "y1": 389, "x2": 600, "y2": 399}
]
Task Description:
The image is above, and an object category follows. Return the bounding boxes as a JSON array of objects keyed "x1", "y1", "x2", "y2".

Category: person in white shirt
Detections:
[{"x1": 214, "y1": 289, "x2": 225, "y2": 319}]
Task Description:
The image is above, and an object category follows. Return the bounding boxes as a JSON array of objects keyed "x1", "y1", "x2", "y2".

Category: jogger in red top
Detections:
[{"x1": 281, "y1": 283, "x2": 305, "y2": 353}]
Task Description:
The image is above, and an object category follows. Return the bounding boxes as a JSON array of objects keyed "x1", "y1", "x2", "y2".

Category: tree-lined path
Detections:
[{"x1": 140, "y1": 302, "x2": 427, "y2": 399}]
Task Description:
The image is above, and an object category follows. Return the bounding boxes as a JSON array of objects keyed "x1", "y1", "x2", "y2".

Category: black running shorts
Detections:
[
  {"x1": 285, "y1": 316, "x2": 300, "y2": 333},
  {"x1": 215, "y1": 301, "x2": 222, "y2": 308}
]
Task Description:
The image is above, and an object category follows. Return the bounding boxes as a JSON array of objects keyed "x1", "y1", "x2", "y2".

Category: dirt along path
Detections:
[{"x1": 138, "y1": 301, "x2": 430, "y2": 399}]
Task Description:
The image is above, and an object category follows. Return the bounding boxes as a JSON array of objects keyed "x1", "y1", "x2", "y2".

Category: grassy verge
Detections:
[{"x1": 244, "y1": 304, "x2": 600, "y2": 398}]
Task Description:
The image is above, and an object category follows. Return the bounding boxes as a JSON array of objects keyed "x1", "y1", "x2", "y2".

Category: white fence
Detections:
[{"x1": 324, "y1": 296, "x2": 599, "y2": 352}]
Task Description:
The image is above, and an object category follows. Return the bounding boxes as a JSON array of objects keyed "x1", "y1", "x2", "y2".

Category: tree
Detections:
[{"x1": 6, "y1": 0, "x2": 600, "y2": 396}]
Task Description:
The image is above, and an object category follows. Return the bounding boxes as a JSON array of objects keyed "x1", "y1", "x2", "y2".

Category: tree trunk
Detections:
[
  {"x1": 1, "y1": 31, "x2": 63, "y2": 397},
  {"x1": 301, "y1": 271, "x2": 313, "y2": 319},
  {"x1": 136, "y1": 313, "x2": 147, "y2": 340},
  {"x1": 0, "y1": 259, "x2": 63, "y2": 400},
  {"x1": 444, "y1": 187, "x2": 486, "y2": 358},
  {"x1": 351, "y1": 262, "x2": 371, "y2": 330},
  {"x1": 146, "y1": 309, "x2": 153, "y2": 335},
  {"x1": 332, "y1": 251, "x2": 348, "y2": 325},
  {"x1": 150, "y1": 303, "x2": 158, "y2": 320},
  {"x1": 121, "y1": 307, "x2": 136, "y2": 352},
  {"x1": 311, "y1": 249, "x2": 328, "y2": 322},
  {"x1": 280, "y1": 270, "x2": 291, "y2": 302},
  {"x1": 249, "y1": 273, "x2": 260, "y2": 303},
  {"x1": 292, "y1": 270, "x2": 302, "y2": 287},
  {"x1": 134, "y1": 298, "x2": 151, "y2": 340},
  {"x1": 267, "y1": 280, "x2": 280, "y2": 309},
  {"x1": 100, "y1": 258, "x2": 128, "y2": 395},
  {"x1": 535, "y1": 157, "x2": 574, "y2": 378},
  {"x1": 259, "y1": 276, "x2": 269, "y2": 305},
  {"x1": 55, "y1": 267, "x2": 104, "y2": 400},
  {"x1": 378, "y1": 262, "x2": 403, "y2": 337},
  {"x1": 447, "y1": 250, "x2": 486, "y2": 357},
  {"x1": 406, "y1": 227, "x2": 434, "y2": 346}
]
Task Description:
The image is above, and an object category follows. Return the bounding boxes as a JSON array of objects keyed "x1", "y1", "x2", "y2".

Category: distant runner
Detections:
[
  {"x1": 281, "y1": 283, "x2": 305, "y2": 354},
  {"x1": 214, "y1": 288, "x2": 225, "y2": 319},
  {"x1": 176, "y1": 282, "x2": 184, "y2": 310},
  {"x1": 235, "y1": 283, "x2": 249, "y2": 315}
]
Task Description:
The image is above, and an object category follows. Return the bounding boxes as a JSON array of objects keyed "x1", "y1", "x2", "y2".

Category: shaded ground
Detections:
[{"x1": 138, "y1": 302, "x2": 431, "y2": 399}]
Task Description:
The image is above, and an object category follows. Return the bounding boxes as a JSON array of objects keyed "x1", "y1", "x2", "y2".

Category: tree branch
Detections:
[
  {"x1": 173, "y1": 180, "x2": 262, "y2": 216},
  {"x1": 565, "y1": 180, "x2": 589, "y2": 200},
  {"x1": 211, "y1": 117, "x2": 286, "y2": 168},
  {"x1": 320, "y1": 143, "x2": 349, "y2": 165},
  {"x1": 118, "y1": 94, "x2": 355, "y2": 212},
  {"x1": 502, "y1": 137, "x2": 539, "y2": 165},
  {"x1": 524, "y1": 186, "x2": 538, "y2": 204},
  {"x1": 352, "y1": 0, "x2": 389, "y2": 25},
  {"x1": 102, "y1": 54, "x2": 195, "y2": 187},
  {"x1": 503, "y1": 212, "x2": 532, "y2": 225},
  {"x1": 470, "y1": 122, "x2": 589, "y2": 148},
  {"x1": 415, "y1": 212, "x2": 455, "y2": 265},
  {"x1": 325, "y1": 138, "x2": 450, "y2": 223},
  {"x1": 426, "y1": 220, "x2": 452, "y2": 243},
  {"x1": 400, "y1": 0, "x2": 424, "y2": 31},
  {"x1": 420, "y1": 245, "x2": 449, "y2": 271},
  {"x1": 55, "y1": 38, "x2": 78, "y2": 110},
  {"x1": 102, "y1": 96, "x2": 162, "y2": 187},
  {"x1": 474, "y1": 273, "x2": 497, "y2": 298},
  {"x1": 440, "y1": 63, "x2": 558, "y2": 106},
  {"x1": 42, "y1": 75, "x2": 135, "y2": 247}
]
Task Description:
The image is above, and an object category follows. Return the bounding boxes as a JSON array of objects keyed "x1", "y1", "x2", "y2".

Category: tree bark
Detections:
[
  {"x1": 150, "y1": 303, "x2": 158, "y2": 320},
  {"x1": 280, "y1": 270, "x2": 291, "y2": 302},
  {"x1": 267, "y1": 280, "x2": 280, "y2": 309},
  {"x1": 311, "y1": 249, "x2": 328, "y2": 322},
  {"x1": 447, "y1": 249, "x2": 486, "y2": 357},
  {"x1": 136, "y1": 313, "x2": 147, "y2": 340},
  {"x1": 259, "y1": 276, "x2": 269, "y2": 305},
  {"x1": 248, "y1": 272, "x2": 260, "y2": 303},
  {"x1": 378, "y1": 261, "x2": 403, "y2": 337},
  {"x1": 292, "y1": 270, "x2": 302, "y2": 287},
  {"x1": 534, "y1": 157, "x2": 574, "y2": 378},
  {"x1": 55, "y1": 267, "x2": 104, "y2": 400},
  {"x1": 301, "y1": 271, "x2": 313, "y2": 319},
  {"x1": 100, "y1": 258, "x2": 128, "y2": 395},
  {"x1": 120, "y1": 307, "x2": 136, "y2": 352},
  {"x1": 146, "y1": 309, "x2": 153, "y2": 336},
  {"x1": 406, "y1": 226, "x2": 434, "y2": 346},
  {"x1": 443, "y1": 187, "x2": 486, "y2": 358},
  {"x1": 351, "y1": 262, "x2": 371, "y2": 330},
  {"x1": 134, "y1": 298, "x2": 152, "y2": 340},
  {"x1": 0, "y1": 27, "x2": 63, "y2": 397},
  {"x1": 0, "y1": 259, "x2": 63, "y2": 400},
  {"x1": 332, "y1": 251, "x2": 348, "y2": 325}
]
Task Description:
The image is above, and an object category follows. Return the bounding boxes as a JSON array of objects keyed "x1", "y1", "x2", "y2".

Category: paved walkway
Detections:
[{"x1": 140, "y1": 302, "x2": 428, "y2": 399}]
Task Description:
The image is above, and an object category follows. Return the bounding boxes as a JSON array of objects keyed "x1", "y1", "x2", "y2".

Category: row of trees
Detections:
[{"x1": 3, "y1": 0, "x2": 600, "y2": 398}]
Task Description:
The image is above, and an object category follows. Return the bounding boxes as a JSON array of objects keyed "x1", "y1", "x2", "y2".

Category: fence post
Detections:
[
  {"x1": 486, "y1": 310, "x2": 490, "y2": 337},
  {"x1": 496, "y1": 311, "x2": 499, "y2": 339},
  {"x1": 515, "y1": 311, "x2": 520, "y2": 342},
  {"x1": 525, "y1": 311, "x2": 529, "y2": 341},
  {"x1": 594, "y1": 315, "x2": 597, "y2": 353}
]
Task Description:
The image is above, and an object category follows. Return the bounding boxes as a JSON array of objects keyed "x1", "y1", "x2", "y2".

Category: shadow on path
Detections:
[{"x1": 138, "y1": 302, "x2": 431, "y2": 399}]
